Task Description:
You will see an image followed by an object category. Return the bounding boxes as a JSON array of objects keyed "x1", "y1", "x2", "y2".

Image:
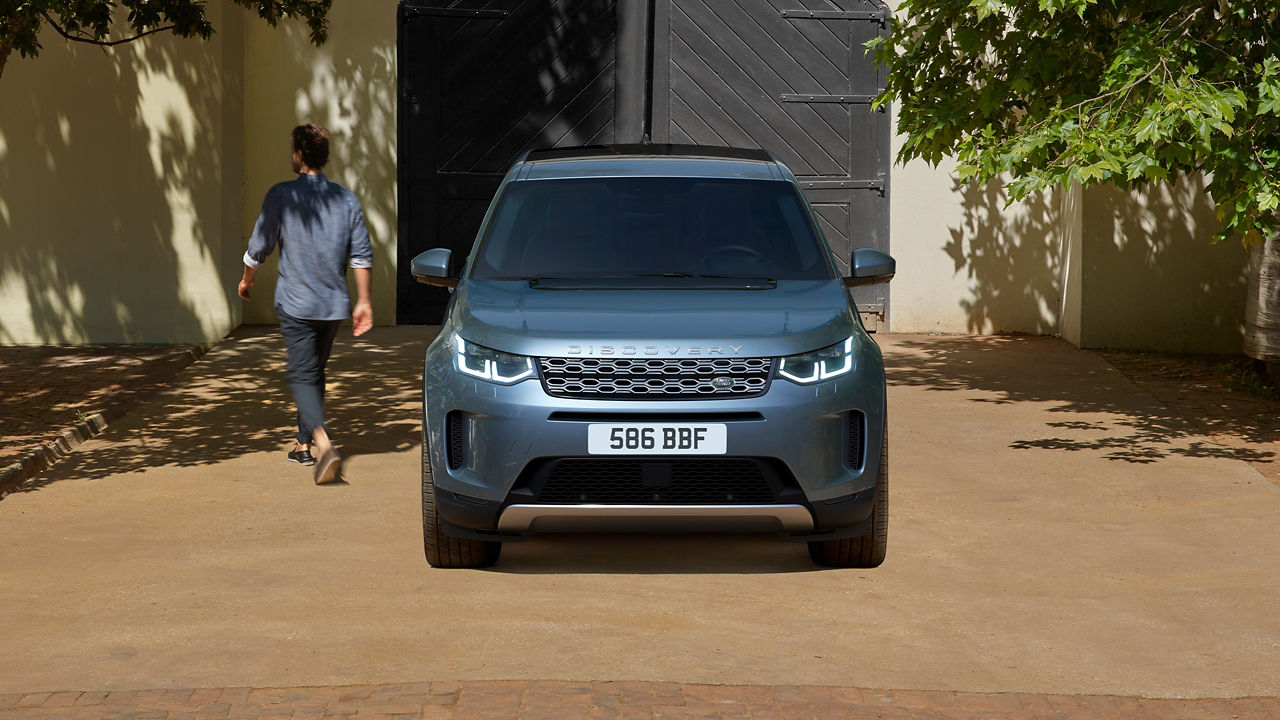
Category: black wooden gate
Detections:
[
  {"x1": 650, "y1": 0, "x2": 891, "y2": 327},
  {"x1": 397, "y1": 0, "x2": 890, "y2": 326},
  {"x1": 397, "y1": 0, "x2": 621, "y2": 323}
]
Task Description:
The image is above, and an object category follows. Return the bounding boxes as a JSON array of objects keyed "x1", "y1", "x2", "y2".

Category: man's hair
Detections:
[{"x1": 291, "y1": 124, "x2": 330, "y2": 170}]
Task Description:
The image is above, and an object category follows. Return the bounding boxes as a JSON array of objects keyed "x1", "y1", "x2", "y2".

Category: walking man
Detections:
[{"x1": 238, "y1": 123, "x2": 373, "y2": 485}]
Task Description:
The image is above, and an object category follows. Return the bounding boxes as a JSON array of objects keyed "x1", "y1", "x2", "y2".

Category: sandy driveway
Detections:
[{"x1": 1, "y1": 328, "x2": 1277, "y2": 698}]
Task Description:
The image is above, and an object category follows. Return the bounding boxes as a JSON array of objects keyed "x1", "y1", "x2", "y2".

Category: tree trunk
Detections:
[
  {"x1": 0, "y1": 24, "x2": 14, "y2": 81},
  {"x1": 1244, "y1": 222, "x2": 1280, "y2": 376}
]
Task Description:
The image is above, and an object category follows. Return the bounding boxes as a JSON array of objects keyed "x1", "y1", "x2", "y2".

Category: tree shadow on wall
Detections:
[
  {"x1": 13, "y1": 326, "x2": 432, "y2": 491},
  {"x1": 884, "y1": 335, "x2": 1277, "y2": 466},
  {"x1": 240, "y1": 16, "x2": 401, "y2": 326},
  {"x1": 0, "y1": 21, "x2": 236, "y2": 344},
  {"x1": 949, "y1": 171, "x2": 1247, "y2": 350},
  {"x1": 1081, "y1": 177, "x2": 1247, "y2": 353},
  {"x1": 946, "y1": 178, "x2": 1064, "y2": 335}
]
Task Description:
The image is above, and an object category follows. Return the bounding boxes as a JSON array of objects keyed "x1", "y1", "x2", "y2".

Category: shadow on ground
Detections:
[
  {"x1": 17, "y1": 331, "x2": 1276, "y2": 498},
  {"x1": 884, "y1": 335, "x2": 1279, "y2": 466},
  {"x1": 493, "y1": 533, "x2": 822, "y2": 575},
  {"x1": 14, "y1": 325, "x2": 433, "y2": 491}
]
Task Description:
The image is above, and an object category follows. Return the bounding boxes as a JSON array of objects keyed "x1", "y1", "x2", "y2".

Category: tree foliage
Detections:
[
  {"x1": 0, "y1": 0, "x2": 331, "y2": 79},
  {"x1": 870, "y1": 0, "x2": 1280, "y2": 244}
]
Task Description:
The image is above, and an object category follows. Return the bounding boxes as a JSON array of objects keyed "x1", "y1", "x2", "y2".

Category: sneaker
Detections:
[
  {"x1": 314, "y1": 447, "x2": 343, "y2": 485},
  {"x1": 288, "y1": 447, "x2": 316, "y2": 466}
]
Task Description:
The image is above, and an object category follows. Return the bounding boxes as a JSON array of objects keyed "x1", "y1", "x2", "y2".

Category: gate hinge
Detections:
[
  {"x1": 800, "y1": 178, "x2": 886, "y2": 195},
  {"x1": 779, "y1": 9, "x2": 888, "y2": 27},
  {"x1": 780, "y1": 94, "x2": 878, "y2": 104}
]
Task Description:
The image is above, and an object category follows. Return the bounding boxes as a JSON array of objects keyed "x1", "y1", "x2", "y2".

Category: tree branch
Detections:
[
  {"x1": 1041, "y1": 9, "x2": 1201, "y2": 126},
  {"x1": 40, "y1": 12, "x2": 175, "y2": 48}
]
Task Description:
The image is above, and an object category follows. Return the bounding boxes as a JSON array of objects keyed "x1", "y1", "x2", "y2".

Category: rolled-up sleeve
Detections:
[
  {"x1": 246, "y1": 189, "x2": 281, "y2": 267},
  {"x1": 348, "y1": 203, "x2": 373, "y2": 270}
]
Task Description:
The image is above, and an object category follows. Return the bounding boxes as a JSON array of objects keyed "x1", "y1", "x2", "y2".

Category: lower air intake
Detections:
[
  {"x1": 446, "y1": 411, "x2": 465, "y2": 470},
  {"x1": 529, "y1": 458, "x2": 783, "y2": 504}
]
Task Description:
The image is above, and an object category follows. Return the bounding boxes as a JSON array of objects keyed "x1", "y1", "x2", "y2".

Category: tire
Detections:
[
  {"x1": 808, "y1": 423, "x2": 887, "y2": 568},
  {"x1": 422, "y1": 427, "x2": 501, "y2": 568}
]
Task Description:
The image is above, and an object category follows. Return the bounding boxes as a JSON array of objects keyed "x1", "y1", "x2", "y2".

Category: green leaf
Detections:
[
  {"x1": 1135, "y1": 112, "x2": 1164, "y2": 143},
  {"x1": 968, "y1": 0, "x2": 1005, "y2": 21}
]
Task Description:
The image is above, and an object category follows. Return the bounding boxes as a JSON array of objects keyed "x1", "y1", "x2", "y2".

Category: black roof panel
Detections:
[{"x1": 523, "y1": 144, "x2": 774, "y2": 164}]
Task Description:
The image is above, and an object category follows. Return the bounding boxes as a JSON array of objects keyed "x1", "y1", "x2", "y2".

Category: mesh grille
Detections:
[
  {"x1": 847, "y1": 411, "x2": 864, "y2": 469},
  {"x1": 446, "y1": 411, "x2": 465, "y2": 470},
  {"x1": 533, "y1": 459, "x2": 776, "y2": 504},
  {"x1": 539, "y1": 357, "x2": 772, "y2": 399}
]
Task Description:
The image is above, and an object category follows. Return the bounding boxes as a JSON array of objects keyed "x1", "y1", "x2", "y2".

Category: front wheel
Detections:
[
  {"x1": 808, "y1": 425, "x2": 888, "y2": 568},
  {"x1": 422, "y1": 427, "x2": 501, "y2": 568}
]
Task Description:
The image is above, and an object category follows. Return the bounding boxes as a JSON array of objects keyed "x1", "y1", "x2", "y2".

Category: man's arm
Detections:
[
  {"x1": 238, "y1": 265, "x2": 257, "y2": 301},
  {"x1": 240, "y1": 188, "x2": 279, "y2": 301},
  {"x1": 348, "y1": 200, "x2": 375, "y2": 337},
  {"x1": 351, "y1": 267, "x2": 372, "y2": 336}
]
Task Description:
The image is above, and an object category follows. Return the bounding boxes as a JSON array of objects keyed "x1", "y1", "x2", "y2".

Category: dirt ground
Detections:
[
  {"x1": 4, "y1": 329, "x2": 1280, "y2": 700},
  {"x1": 1100, "y1": 350, "x2": 1280, "y2": 485},
  {"x1": 0, "y1": 345, "x2": 203, "y2": 469}
]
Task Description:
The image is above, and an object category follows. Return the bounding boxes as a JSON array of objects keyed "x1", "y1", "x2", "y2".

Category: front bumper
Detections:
[{"x1": 423, "y1": 338, "x2": 886, "y2": 540}]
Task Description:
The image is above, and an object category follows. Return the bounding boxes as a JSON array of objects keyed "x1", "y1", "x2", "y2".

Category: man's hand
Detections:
[
  {"x1": 352, "y1": 302, "x2": 373, "y2": 337},
  {"x1": 238, "y1": 266, "x2": 257, "y2": 301},
  {"x1": 351, "y1": 267, "x2": 373, "y2": 337}
]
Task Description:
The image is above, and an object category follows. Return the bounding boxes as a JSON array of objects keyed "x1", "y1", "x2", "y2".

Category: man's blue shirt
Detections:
[{"x1": 245, "y1": 173, "x2": 373, "y2": 321}]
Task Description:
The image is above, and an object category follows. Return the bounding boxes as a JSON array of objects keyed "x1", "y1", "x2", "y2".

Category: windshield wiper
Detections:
[
  {"x1": 527, "y1": 274, "x2": 777, "y2": 290},
  {"x1": 588, "y1": 272, "x2": 776, "y2": 281}
]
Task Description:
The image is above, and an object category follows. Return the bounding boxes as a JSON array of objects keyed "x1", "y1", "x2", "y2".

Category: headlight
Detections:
[
  {"x1": 777, "y1": 337, "x2": 854, "y2": 384},
  {"x1": 454, "y1": 334, "x2": 535, "y2": 384}
]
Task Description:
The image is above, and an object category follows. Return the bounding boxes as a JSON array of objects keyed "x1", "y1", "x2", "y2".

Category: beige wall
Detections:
[
  {"x1": 883, "y1": 0, "x2": 1069, "y2": 338},
  {"x1": 0, "y1": 4, "x2": 244, "y2": 345},
  {"x1": 888, "y1": 146, "x2": 1069, "y2": 336},
  {"x1": 887, "y1": 143, "x2": 1248, "y2": 352},
  {"x1": 239, "y1": 0, "x2": 399, "y2": 326}
]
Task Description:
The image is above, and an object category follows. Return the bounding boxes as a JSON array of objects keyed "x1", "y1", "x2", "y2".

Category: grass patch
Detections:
[{"x1": 1215, "y1": 358, "x2": 1280, "y2": 402}]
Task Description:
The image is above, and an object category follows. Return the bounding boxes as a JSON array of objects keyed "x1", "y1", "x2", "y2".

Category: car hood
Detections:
[{"x1": 448, "y1": 278, "x2": 857, "y2": 358}]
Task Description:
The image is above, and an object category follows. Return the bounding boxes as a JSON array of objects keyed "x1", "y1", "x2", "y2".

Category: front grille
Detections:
[
  {"x1": 538, "y1": 357, "x2": 772, "y2": 399},
  {"x1": 522, "y1": 458, "x2": 783, "y2": 504}
]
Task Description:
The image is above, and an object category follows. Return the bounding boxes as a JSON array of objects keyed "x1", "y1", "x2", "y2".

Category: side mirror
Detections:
[
  {"x1": 411, "y1": 248, "x2": 458, "y2": 289},
  {"x1": 843, "y1": 248, "x2": 896, "y2": 288}
]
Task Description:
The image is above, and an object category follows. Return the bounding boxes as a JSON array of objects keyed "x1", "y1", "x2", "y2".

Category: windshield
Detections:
[{"x1": 469, "y1": 177, "x2": 835, "y2": 282}]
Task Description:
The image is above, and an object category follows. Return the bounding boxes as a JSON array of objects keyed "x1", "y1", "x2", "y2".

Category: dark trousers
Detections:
[{"x1": 277, "y1": 306, "x2": 343, "y2": 445}]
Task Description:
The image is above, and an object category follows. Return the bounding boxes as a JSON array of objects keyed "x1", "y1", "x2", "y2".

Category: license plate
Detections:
[{"x1": 587, "y1": 423, "x2": 727, "y2": 455}]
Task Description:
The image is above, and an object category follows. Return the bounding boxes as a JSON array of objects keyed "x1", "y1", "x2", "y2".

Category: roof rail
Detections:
[{"x1": 523, "y1": 144, "x2": 775, "y2": 163}]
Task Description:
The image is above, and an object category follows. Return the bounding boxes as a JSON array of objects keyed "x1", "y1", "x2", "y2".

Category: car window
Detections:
[{"x1": 469, "y1": 177, "x2": 835, "y2": 281}]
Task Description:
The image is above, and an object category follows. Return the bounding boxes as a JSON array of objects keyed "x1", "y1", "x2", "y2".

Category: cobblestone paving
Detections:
[{"x1": 0, "y1": 681, "x2": 1275, "y2": 720}]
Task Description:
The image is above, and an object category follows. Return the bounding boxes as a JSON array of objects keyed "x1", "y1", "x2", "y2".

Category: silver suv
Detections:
[{"x1": 411, "y1": 145, "x2": 895, "y2": 568}]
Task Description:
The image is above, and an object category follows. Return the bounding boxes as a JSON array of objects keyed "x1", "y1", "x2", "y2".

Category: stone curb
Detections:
[{"x1": 0, "y1": 344, "x2": 210, "y2": 499}]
